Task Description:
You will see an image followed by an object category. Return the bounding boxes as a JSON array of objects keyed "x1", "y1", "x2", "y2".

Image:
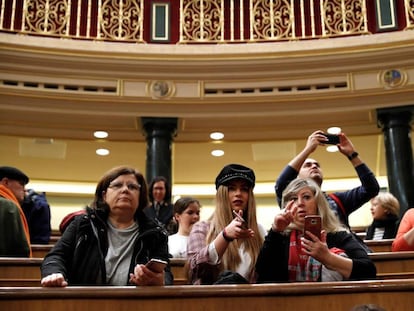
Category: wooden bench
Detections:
[
  {"x1": 0, "y1": 257, "x2": 41, "y2": 286},
  {"x1": 369, "y1": 251, "x2": 414, "y2": 278},
  {"x1": 3, "y1": 251, "x2": 414, "y2": 287},
  {"x1": 48, "y1": 235, "x2": 61, "y2": 244},
  {"x1": 0, "y1": 257, "x2": 188, "y2": 286},
  {"x1": 31, "y1": 244, "x2": 54, "y2": 258},
  {"x1": 1, "y1": 279, "x2": 414, "y2": 311},
  {"x1": 170, "y1": 258, "x2": 188, "y2": 285},
  {"x1": 364, "y1": 239, "x2": 393, "y2": 252}
]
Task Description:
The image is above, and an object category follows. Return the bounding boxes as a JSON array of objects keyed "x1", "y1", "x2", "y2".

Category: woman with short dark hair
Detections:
[{"x1": 41, "y1": 165, "x2": 169, "y2": 287}]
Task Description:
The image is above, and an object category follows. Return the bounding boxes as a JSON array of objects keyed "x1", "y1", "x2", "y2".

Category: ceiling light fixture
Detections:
[
  {"x1": 211, "y1": 149, "x2": 224, "y2": 157},
  {"x1": 210, "y1": 132, "x2": 224, "y2": 140},
  {"x1": 94, "y1": 131, "x2": 109, "y2": 139},
  {"x1": 327, "y1": 127, "x2": 341, "y2": 134},
  {"x1": 326, "y1": 145, "x2": 338, "y2": 153},
  {"x1": 96, "y1": 148, "x2": 110, "y2": 156}
]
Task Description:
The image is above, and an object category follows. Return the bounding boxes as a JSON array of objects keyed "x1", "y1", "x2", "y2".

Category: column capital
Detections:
[
  {"x1": 141, "y1": 117, "x2": 178, "y2": 138},
  {"x1": 377, "y1": 105, "x2": 414, "y2": 129}
]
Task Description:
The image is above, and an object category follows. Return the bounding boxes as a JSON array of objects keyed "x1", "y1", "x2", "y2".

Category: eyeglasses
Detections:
[{"x1": 108, "y1": 182, "x2": 141, "y2": 192}]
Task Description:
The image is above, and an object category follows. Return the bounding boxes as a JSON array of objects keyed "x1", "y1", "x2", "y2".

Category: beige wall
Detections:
[{"x1": 45, "y1": 190, "x2": 374, "y2": 232}]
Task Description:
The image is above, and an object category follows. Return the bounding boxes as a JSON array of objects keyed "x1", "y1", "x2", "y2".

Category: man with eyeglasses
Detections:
[{"x1": 0, "y1": 166, "x2": 32, "y2": 257}]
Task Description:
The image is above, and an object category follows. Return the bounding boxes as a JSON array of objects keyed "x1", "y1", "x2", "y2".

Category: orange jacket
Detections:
[
  {"x1": 0, "y1": 184, "x2": 32, "y2": 257},
  {"x1": 392, "y1": 208, "x2": 414, "y2": 252}
]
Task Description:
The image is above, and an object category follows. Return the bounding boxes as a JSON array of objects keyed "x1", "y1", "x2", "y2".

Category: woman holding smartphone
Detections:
[
  {"x1": 255, "y1": 178, "x2": 376, "y2": 283},
  {"x1": 41, "y1": 166, "x2": 169, "y2": 287},
  {"x1": 187, "y1": 164, "x2": 266, "y2": 284}
]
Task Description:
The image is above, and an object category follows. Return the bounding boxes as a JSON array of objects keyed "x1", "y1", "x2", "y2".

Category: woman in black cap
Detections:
[{"x1": 187, "y1": 163, "x2": 265, "y2": 284}]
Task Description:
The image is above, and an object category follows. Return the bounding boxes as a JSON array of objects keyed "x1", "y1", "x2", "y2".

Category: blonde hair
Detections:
[
  {"x1": 206, "y1": 185, "x2": 263, "y2": 276},
  {"x1": 372, "y1": 192, "x2": 400, "y2": 217},
  {"x1": 282, "y1": 178, "x2": 347, "y2": 233}
]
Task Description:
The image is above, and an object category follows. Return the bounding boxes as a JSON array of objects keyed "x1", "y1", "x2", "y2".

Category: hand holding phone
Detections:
[
  {"x1": 304, "y1": 215, "x2": 321, "y2": 240},
  {"x1": 233, "y1": 210, "x2": 248, "y2": 229},
  {"x1": 145, "y1": 258, "x2": 167, "y2": 273}
]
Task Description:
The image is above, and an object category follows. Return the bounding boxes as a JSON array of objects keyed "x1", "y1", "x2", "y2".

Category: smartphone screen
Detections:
[
  {"x1": 322, "y1": 134, "x2": 340, "y2": 145},
  {"x1": 304, "y1": 215, "x2": 321, "y2": 240},
  {"x1": 146, "y1": 258, "x2": 167, "y2": 273}
]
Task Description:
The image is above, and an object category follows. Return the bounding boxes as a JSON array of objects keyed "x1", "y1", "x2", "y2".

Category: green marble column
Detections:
[
  {"x1": 141, "y1": 117, "x2": 178, "y2": 187},
  {"x1": 377, "y1": 105, "x2": 414, "y2": 216}
]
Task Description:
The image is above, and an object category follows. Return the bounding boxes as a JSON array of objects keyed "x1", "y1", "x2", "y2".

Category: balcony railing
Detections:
[{"x1": 0, "y1": 0, "x2": 413, "y2": 44}]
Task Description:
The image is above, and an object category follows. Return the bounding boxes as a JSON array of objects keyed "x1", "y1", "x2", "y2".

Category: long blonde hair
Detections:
[
  {"x1": 282, "y1": 178, "x2": 347, "y2": 233},
  {"x1": 206, "y1": 185, "x2": 263, "y2": 275}
]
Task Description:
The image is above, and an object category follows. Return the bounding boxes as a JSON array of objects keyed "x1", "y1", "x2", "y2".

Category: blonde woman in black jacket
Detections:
[
  {"x1": 256, "y1": 178, "x2": 376, "y2": 283},
  {"x1": 41, "y1": 166, "x2": 169, "y2": 286}
]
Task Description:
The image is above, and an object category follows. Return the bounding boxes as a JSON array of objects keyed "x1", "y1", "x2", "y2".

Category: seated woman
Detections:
[
  {"x1": 392, "y1": 208, "x2": 414, "y2": 251},
  {"x1": 187, "y1": 164, "x2": 266, "y2": 284},
  {"x1": 365, "y1": 192, "x2": 400, "y2": 240},
  {"x1": 168, "y1": 196, "x2": 201, "y2": 258},
  {"x1": 256, "y1": 178, "x2": 376, "y2": 283},
  {"x1": 41, "y1": 165, "x2": 170, "y2": 287}
]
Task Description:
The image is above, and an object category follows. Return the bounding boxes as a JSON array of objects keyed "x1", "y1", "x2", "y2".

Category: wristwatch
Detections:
[{"x1": 347, "y1": 151, "x2": 359, "y2": 161}]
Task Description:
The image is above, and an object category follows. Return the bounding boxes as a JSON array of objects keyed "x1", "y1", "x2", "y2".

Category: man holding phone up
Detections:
[{"x1": 275, "y1": 130, "x2": 380, "y2": 231}]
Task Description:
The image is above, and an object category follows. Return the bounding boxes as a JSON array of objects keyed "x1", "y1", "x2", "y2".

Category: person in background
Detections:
[
  {"x1": 41, "y1": 165, "x2": 169, "y2": 287},
  {"x1": 392, "y1": 208, "x2": 414, "y2": 251},
  {"x1": 187, "y1": 164, "x2": 266, "y2": 284},
  {"x1": 168, "y1": 196, "x2": 201, "y2": 258},
  {"x1": 256, "y1": 178, "x2": 376, "y2": 283},
  {"x1": 0, "y1": 166, "x2": 32, "y2": 257},
  {"x1": 275, "y1": 130, "x2": 380, "y2": 230},
  {"x1": 22, "y1": 189, "x2": 52, "y2": 244},
  {"x1": 365, "y1": 192, "x2": 400, "y2": 240},
  {"x1": 144, "y1": 176, "x2": 176, "y2": 235}
]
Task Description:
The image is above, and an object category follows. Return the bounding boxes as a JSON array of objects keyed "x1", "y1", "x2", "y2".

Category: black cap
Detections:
[
  {"x1": 215, "y1": 164, "x2": 255, "y2": 190},
  {"x1": 0, "y1": 166, "x2": 29, "y2": 185}
]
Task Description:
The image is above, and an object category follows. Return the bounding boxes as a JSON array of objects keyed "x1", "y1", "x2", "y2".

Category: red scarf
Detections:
[
  {"x1": 288, "y1": 230, "x2": 321, "y2": 282},
  {"x1": 0, "y1": 185, "x2": 32, "y2": 257}
]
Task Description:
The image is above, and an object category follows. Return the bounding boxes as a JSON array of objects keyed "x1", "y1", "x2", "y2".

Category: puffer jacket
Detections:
[{"x1": 41, "y1": 207, "x2": 169, "y2": 285}]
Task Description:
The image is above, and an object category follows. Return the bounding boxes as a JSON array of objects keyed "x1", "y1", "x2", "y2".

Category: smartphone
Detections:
[
  {"x1": 145, "y1": 258, "x2": 167, "y2": 273},
  {"x1": 321, "y1": 133, "x2": 340, "y2": 145},
  {"x1": 232, "y1": 210, "x2": 248, "y2": 229},
  {"x1": 304, "y1": 215, "x2": 321, "y2": 240}
]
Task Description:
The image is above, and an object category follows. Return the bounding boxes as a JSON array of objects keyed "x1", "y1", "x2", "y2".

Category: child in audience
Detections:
[
  {"x1": 365, "y1": 192, "x2": 400, "y2": 240},
  {"x1": 255, "y1": 178, "x2": 376, "y2": 283},
  {"x1": 392, "y1": 208, "x2": 414, "y2": 251},
  {"x1": 168, "y1": 197, "x2": 201, "y2": 258},
  {"x1": 187, "y1": 164, "x2": 266, "y2": 284}
]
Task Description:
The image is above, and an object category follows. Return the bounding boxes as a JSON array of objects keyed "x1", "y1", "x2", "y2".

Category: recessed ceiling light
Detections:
[
  {"x1": 94, "y1": 131, "x2": 108, "y2": 139},
  {"x1": 327, "y1": 127, "x2": 341, "y2": 134},
  {"x1": 326, "y1": 145, "x2": 338, "y2": 153},
  {"x1": 211, "y1": 149, "x2": 224, "y2": 157},
  {"x1": 210, "y1": 132, "x2": 224, "y2": 140},
  {"x1": 96, "y1": 148, "x2": 110, "y2": 156}
]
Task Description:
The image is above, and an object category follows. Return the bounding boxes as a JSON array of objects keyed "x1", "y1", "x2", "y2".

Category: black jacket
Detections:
[
  {"x1": 255, "y1": 229, "x2": 377, "y2": 283},
  {"x1": 365, "y1": 215, "x2": 399, "y2": 240},
  {"x1": 41, "y1": 207, "x2": 170, "y2": 285}
]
